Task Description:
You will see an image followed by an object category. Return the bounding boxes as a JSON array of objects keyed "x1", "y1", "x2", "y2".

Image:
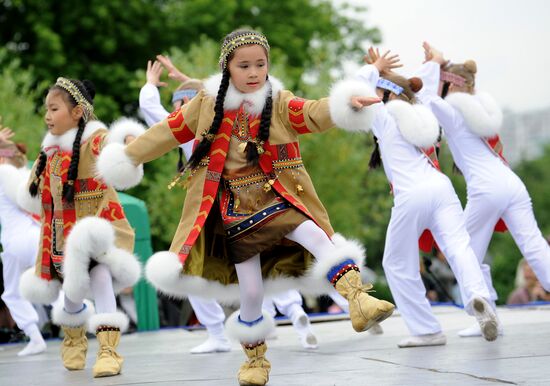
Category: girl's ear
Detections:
[{"x1": 71, "y1": 105, "x2": 84, "y2": 121}]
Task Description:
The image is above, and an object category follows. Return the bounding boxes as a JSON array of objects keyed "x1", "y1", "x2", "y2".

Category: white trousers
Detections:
[
  {"x1": 382, "y1": 177, "x2": 491, "y2": 336},
  {"x1": 263, "y1": 289, "x2": 304, "y2": 318},
  {"x1": 1, "y1": 229, "x2": 40, "y2": 332},
  {"x1": 465, "y1": 174, "x2": 550, "y2": 298}
]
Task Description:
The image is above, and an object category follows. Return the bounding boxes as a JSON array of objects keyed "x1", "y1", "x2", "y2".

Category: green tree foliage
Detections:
[
  {"x1": 1, "y1": 0, "x2": 379, "y2": 121},
  {"x1": 0, "y1": 48, "x2": 46, "y2": 159}
]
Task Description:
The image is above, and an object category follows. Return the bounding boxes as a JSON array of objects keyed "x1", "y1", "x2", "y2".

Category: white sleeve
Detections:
[
  {"x1": 414, "y1": 61, "x2": 441, "y2": 99},
  {"x1": 138, "y1": 83, "x2": 171, "y2": 127},
  {"x1": 355, "y1": 64, "x2": 380, "y2": 89}
]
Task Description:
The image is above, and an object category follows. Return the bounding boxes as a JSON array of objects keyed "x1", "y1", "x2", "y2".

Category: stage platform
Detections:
[{"x1": 1, "y1": 304, "x2": 548, "y2": 385}]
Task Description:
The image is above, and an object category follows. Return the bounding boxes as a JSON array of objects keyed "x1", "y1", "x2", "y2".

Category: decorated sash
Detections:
[{"x1": 418, "y1": 144, "x2": 440, "y2": 253}]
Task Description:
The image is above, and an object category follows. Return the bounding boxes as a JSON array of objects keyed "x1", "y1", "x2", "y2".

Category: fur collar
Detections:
[
  {"x1": 42, "y1": 120, "x2": 106, "y2": 155},
  {"x1": 445, "y1": 91, "x2": 503, "y2": 137},
  {"x1": 204, "y1": 74, "x2": 284, "y2": 116},
  {"x1": 386, "y1": 100, "x2": 440, "y2": 148}
]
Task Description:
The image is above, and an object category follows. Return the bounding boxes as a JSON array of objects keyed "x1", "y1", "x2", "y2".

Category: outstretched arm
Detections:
[{"x1": 156, "y1": 54, "x2": 190, "y2": 83}]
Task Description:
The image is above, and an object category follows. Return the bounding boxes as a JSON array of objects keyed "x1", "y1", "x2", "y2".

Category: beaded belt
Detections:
[
  {"x1": 272, "y1": 158, "x2": 303, "y2": 171},
  {"x1": 224, "y1": 172, "x2": 268, "y2": 190}
]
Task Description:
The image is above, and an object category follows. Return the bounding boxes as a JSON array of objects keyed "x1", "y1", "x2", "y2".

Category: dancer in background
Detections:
[
  {"x1": 357, "y1": 48, "x2": 498, "y2": 347},
  {"x1": 418, "y1": 42, "x2": 550, "y2": 337},
  {"x1": 0, "y1": 124, "x2": 46, "y2": 356}
]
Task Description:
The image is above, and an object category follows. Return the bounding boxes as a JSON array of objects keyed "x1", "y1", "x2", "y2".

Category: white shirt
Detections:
[
  {"x1": 356, "y1": 65, "x2": 444, "y2": 197},
  {"x1": 416, "y1": 62, "x2": 514, "y2": 194}
]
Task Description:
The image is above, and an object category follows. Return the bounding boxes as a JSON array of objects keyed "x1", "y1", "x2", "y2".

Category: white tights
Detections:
[
  {"x1": 235, "y1": 220, "x2": 337, "y2": 322},
  {"x1": 63, "y1": 264, "x2": 117, "y2": 314}
]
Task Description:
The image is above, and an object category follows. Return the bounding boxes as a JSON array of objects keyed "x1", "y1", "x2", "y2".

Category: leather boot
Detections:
[
  {"x1": 238, "y1": 342, "x2": 271, "y2": 386},
  {"x1": 92, "y1": 328, "x2": 124, "y2": 378},
  {"x1": 333, "y1": 268, "x2": 395, "y2": 332},
  {"x1": 61, "y1": 326, "x2": 88, "y2": 370}
]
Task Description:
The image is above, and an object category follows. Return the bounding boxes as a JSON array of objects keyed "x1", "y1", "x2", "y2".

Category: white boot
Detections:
[{"x1": 398, "y1": 332, "x2": 447, "y2": 348}]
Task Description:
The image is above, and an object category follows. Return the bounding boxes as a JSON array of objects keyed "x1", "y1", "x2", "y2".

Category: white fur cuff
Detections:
[
  {"x1": 329, "y1": 79, "x2": 379, "y2": 133},
  {"x1": 225, "y1": 310, "x2": 275, "y2": 344},
  {"x1": 96, "y1": 143, "x2": 143, "y2": 190},
  {"x1": 19, "y1": 268, "x2": 61, "y2": 305},
  {"x1": 88, "y1": 311, "x2": 130, "y2": 333},
  {"x1": 310, "y1": 233, "x2": 367, "y2": 282},
  {"x1": 446, "y1": 91, "x2": 503, "y2": 137},
  {"x1": 386, "y1": 100, "x2": 440, "y2": 148},
  {"x1": 52, "y1": 300, "x2": 95, "y2": 327},
  {"x1": 107, "y1": 117, "x2": 146, "y2": 145}
]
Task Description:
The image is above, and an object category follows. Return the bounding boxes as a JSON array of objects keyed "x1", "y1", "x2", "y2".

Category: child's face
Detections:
[
  {"x1": 44, "y1": 90, "x2": 82, "y2": 135},
  {"x1": 228, "y1": 44, "x2": 268, "y2": 93}
]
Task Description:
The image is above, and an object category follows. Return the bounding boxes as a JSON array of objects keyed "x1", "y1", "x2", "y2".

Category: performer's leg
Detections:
[
  {"x1": 226, "y1": 255, "x2": 273, "y2": 386},
  {"x1": 502, "y1": 183, "x2": 550, "y2": 291},
  {"x1": 0, "y1": 252, "x2": 46, "y2": 356},
  {"x1": 188, "y1": 296, "x2": 231, "y2": 354},
  {"x1": 89, "y1": 264, "x2": 128, "y2": 378},
  {"x1": 381, "y1": 205, "x2": 444, "y2": 346},
  {"x1": 285, "y1": 220, "x2": 394, "y2": 333},
  {"x1": 271, "y1": 290, "x2": 318, "y2": 349},
  {"x1": 431, "y1": 189, "x2": 498, "y2": 342},
  {"x1": 464, "y1": 194, "x2": 502, "y2": 303}
]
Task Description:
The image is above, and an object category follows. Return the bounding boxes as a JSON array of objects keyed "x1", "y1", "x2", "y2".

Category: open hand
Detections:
[
  {"x1": 146, "y1": 60, "x2": 167, "y2": 87},
  {"x1": 0, "y1": 118, "x2": 15, "y2": 143},
  {"x1": 156, "y1": 54, "x2": 190, "y2": 83},
  {"x1": 365, "y1": 47, "x2": 402, "y2": 74},
  {"x1": 422, "y1": 42, "x2": 447, "y2": 66}
]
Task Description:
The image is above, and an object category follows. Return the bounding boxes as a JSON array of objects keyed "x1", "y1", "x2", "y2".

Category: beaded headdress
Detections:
[
  {"x1": 376, "y1": 78, "x2": 404, "y2": 95},
  {"x1": 55, "y1": 77, "x2": 94, "y2": 123},
  {"x1": 219, "y1": 31, "x2": 270, "y2": 70},
  {"x1": 440, "y1": 71, "x2": 466, "y2": 87}
]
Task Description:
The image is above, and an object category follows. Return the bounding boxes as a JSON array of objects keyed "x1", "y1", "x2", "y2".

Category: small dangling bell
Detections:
[
  {"x1": 296, "y1": 184, "x2": 304, "y2": 195},
  {"x1": 263, "y1": 182, "x2": 272, "y2": 192},
  {"x1": 234, "y1": 197, "x2": 241, "y2": 210}
]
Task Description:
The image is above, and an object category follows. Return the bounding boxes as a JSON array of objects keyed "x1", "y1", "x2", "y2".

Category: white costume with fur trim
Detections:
[
  {"x1": 417, "y1": 61, "x2": 550, "y2": 297},
  {"x1": 0, "y1": 165, "x2": 42, "y2": 333},
  {"x1": 355, "y1": 65, "x2": 492, "y2": 336}
]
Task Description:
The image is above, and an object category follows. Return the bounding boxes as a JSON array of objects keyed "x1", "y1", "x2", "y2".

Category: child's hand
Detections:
[
  {"x1": 350, "y1": 96, "x2": 381, "y2": 111},
  {"x1": 146, "y1": 60, "x2": 167, "y2": 87},
  {"x1": 365, "y1": 47, "x2": 402, "y2": 74},
  {"x1": 156, "y1": 54, "x2": 190, "y2": 83},
  {"x1": 0, "y1": 119, "x2": 15, "y2": 143},
  {"x1": 422, "y1": 42, "x2": 447, "y2": 66}
]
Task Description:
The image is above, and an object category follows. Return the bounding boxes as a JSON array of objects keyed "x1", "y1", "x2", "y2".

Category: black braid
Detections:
[
  {"x1": 177, "y1": 147, "x2": 185, "y2": 172},
  {"x1": 435, "y1": 127, "x2": 442, "y2": 157},
  {"x1": 62, "y1": 119, "x2": 85, "y2": 202},
  {"x1": 368, "y1": 136, "x2": 382, "y2": 170},
  {"x1": 246, "y1": 80, "x2": 272, "y2": 165},
  {"x1": 187, "y1": 70, "x2": 230, "y2": 169},
  {"x1": 441, "y1": 82, "x2": 450, "y2": 99},
  {"x1": 29, "y1": 151, "x2": 47, "y2": 197}
]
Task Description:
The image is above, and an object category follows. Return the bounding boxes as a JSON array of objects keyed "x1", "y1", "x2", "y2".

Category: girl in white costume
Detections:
[
  {"x1": 357, "y1": 49, "x2": 498, "y2": 347},
  {"x1": 0, "y1": 127, "x2": 46, "y2": 356},
  {"x1": 418, "y1": 43, "x2": 550, "y2": 337}
]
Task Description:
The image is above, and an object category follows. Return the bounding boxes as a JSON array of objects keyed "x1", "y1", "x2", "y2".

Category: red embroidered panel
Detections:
[
  {"x1": 167, "y1": 109, "x2": 194, "y2": 143},
  {"x1": 288, "y1": 98, "x2": 311, "y2": 134}
]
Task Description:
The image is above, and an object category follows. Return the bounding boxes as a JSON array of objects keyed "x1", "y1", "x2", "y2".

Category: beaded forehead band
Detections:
[
  {"x1": 219, "y1": 32, "x2": 270, "y2": 70},
  {"x1": 440, "y1": 71, "x2": 466, "y2": 87},
  {"x1": 376, "y1": 78, "x2": 404, "y2": 95},
  {"x1": 55, "y1": 77, "x2": 94, "y2": 123},
  {"x1": 171, "y1": 89, "x2": 198, "y2": 103}
]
